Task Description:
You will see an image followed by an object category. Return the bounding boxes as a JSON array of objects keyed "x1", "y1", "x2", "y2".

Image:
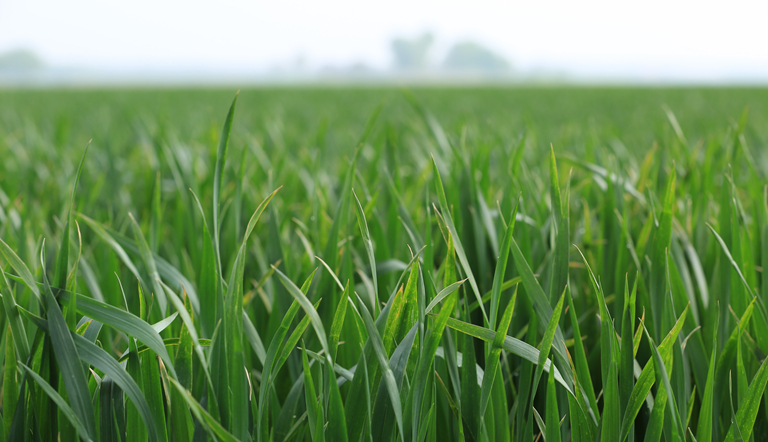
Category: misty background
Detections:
[{"x1": 1, "y1": 0, "x2": 767, "y2": 86}]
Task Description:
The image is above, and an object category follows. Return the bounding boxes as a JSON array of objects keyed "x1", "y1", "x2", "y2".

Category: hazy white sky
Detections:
[{"x1": 1, "y1": 0, "x2": 767, "y2": 80}]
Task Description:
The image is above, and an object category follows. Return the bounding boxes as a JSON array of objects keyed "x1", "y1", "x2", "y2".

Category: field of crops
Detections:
[{"x1": 0, "y1": 86, "x2": 768, "y2": 442}]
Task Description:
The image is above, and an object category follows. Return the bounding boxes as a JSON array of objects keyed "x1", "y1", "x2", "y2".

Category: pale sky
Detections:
[{"x1": 1, "y1": 0, "x2": 767, "y2": 81}]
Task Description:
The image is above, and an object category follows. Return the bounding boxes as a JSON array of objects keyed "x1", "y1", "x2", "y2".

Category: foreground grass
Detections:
[{"x1": 0, "y1": 87, "x2": 767, "y2": 441}]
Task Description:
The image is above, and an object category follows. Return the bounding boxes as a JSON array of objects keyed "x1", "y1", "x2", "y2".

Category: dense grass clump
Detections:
[{"x1": 0, "y1": 87, "x2": 768, "y2": 441}]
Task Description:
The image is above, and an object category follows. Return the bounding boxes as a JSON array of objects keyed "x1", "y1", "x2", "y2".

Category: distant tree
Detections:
[
  {"x1": 0, "y1": 49, "x2": 44, "y2": 70},
  {"x1": 443, "y1": 41, "x2": 509, "y2": 72},
  {"x1": 391, "y1": 33, "x2": 433, "y2": 70}
]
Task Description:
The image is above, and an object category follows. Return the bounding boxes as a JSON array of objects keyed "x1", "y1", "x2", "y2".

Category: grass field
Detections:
[{"x1": 1, "y1": 86, "x2": 768, "y2": 441}]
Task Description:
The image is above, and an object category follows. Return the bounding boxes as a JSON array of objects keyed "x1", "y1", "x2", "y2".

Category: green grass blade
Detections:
[
  {"x1": 21, "y1": 362, "x2": 90, "y2": 440},
  {"x1": 316, "y1": 137, "x2": 362, "y2": 321},
  {"x1": 600, "y1": 360, "x2": 620, "y2": 441},
  {"x1": 545, "y1": 364, "x2": 562, "y2": 442},
  {"x1": 620, "y1": 274, "x2": 638, "y2": 435},
  {"x1": 352, "y1": 292, "x2": 405, "y2": 441},
  {"x1": 425, "y1": 279, "x2": 465, "y2": 314},
  {"x1": 642, "y1": 322, "x2": 685, "y2": 441},
  {"x1": 256, "y1": 269, "x2": 315, "y2": 442},
  {"x1": 243, "y1": 312, "x2": 266, "y2": 366},
  {"x1": 619, "y1": 304, "x2": 689, "y2": 442},
  {"x1": 480, "y1": 284, "x2": 517, "y2": 416},
  {"x1": 150, "y1": 170, "x2": 162, "y2": 253},
  {"x1": 372, "y1": 324, "x2": 418, "y2": 442},
  {"x1": 707, "y1": 222, "x2": 768, "y2": 347},
  {"x1": 168, "y1": 377, "x2": 239, "y2": 442},
  {"x1": 432, "y1": 156, "x2": 489, "y2": 325},
  {"x1": 275, "y1": 301, "x2": 318, "y2": 377},
  {"x1": 190, "y1": 189, "x2": 219, "y2": 338},
  {"x1": 126, "y1": 337, "x2": 147, "y2": 442},
  {"x1": 170, "y1": 293, "x2": 195, "y2": 441},
  {"x1": 565, "y1": 288, "x2": 599, "y2": 426},
  {"x1": 728, "y1": 374, "x2": 745, "y2": 442},
  {"x1": 354, "y1": 189, "x2": 379, "y2": 315},
  {"x1": 106, "y1": 228, "x2": 200, "y2": 313},
  {"x1": 439, "y1": 315, "x2": 572, "y2": 393},
  {"x1": 274, "y1": 267, "x2": 332, "y2": 360},
  {"x1": 129, "y1": 212, "x2": 168, "y2": 316},
  {"x1": 99, "y1": 377, "x2": 119, "y2": 442},
  {"x1": 3, "y1": 325, "x2": 18, "y2": 438},
  {"x1": 275, "y1": 267, "x2": 349, "y2": 441},
  {"x1": 205, "y1": 96, "x2": 239, "y2": 424},
  {"x1": 509, "y1": 236, "x2": 574, "y2": 392},
  {"x1": 72, "y1": 331, "x2": 160, "y2": 442},
  {"x1": 417, "y1": 402, "x2": 435, "y2": 442},
  {"x1": 533, "y1": 407, "x2": 546, "y2": 440},
  {"x1": 56, "y1": 288, "x2": 177, "y2": 379},
  {"x1": 222, "y1": 188, "x2": 278, "y2": 439},
  {"x1": 301, "y1": 341, "x2": 323, "y2": 441},
  {"x1": 696, "y1": 313, "x2": 718, "y2": 442},
  {"x1": 212, "y1": 92, "x2": 239, "y2": 280},
  {"x1": 715, "y1": 300, "x2": 756, "y2": 418},
  {"x1": 489, "y1": 198, "x2": 519, "y2": 329},
  {"x1": 329, "y1": 281, "x2": 350, "y2": 364},
  {"x1": 55, "y1": 142, "x2": 89, "y2": 330},
  {"x1": 685, "y1": 386, "x2": 696, "y2": 431},
  {"x1": 138, "y1": 344, "x2": 169, "y2": 442},
  {"x1": 650, "y1": 166, "x2": 675, "y2": 340},
  {"x1": 42, "y1": 271, "x2": 97, "y2": 440},
  {"x1": 724, "y1": 347, "x2": 768, "y2": 441},
  {"x1": 736, "y1": 329, "x2": 748, "y2": 412},
  {"x1": 575, "y1": 246, "x2": 618, "y2": 384},
  {"x1": 1, "y1": 270, "x2": 30, "y2": 363},
  {"x1": 0, "y1": 239, "x2": 41, "y2": 302},
  {"x1": 76, "y1": 213, "x2": 145, "y2": 289},
  {"x1": 535, "y1": 289, "x2": 567, "y2": 391},
  {"x1": 548, "y1": 148, "x2": 569, "y2": 307},
  {"x1": 327, "y1": 361, "x2": 349, "y2": 442},
  {"x1": 526, "y1": 289, "x2": 566, "y2": 436},
  {"x1": 361, "y1": 348, "x2": 374, "y2": 442},
  {"x1": 159, "y1": 282, "x2": 213, "y2": 393},
  {"x1": 405, "y1": 271, "x2": 459, "y2": 441}
]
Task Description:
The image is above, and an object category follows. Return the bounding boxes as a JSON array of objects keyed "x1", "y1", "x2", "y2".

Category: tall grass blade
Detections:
[
  {"x1": 0, "y1": 239, "x2": 41, "y2": 302},
  {"x1": 129, "y1": 213, "x2": 168, "y2": 315},
  {"x1": 168, "y1": 378, "x2": 239, "y2": 442},
  {"x1": 42, "y1": 263, "x2": 97, "y2": 441},
  {"x1": 548, "y1": 148, "x2": 569, "y2": 307},
  {"x1": 56, "y1": 288, "x2": 178, "y2": 378},
  {"x1": 723, "y1": 349, "x2": 768, "y2": 441},
  {"x1": 3, "y1": 325, "x2": 19, "y2": 438},
  {"x1": 440, "y1": 315, "x2": 572, "y2": 392},
  {"x1": 545, "y1": 365, "x2": 562, "y2": 442},
  {"x1": 619, "y1": 304, "x2": 689, "y2": 441},
  {"x1": 354, "y1": 190, "x2": 379, "y2": 314},
  {"x1": 256, "y1": 270, "x2": 315, "y2": 442},
  {"x1": 525, "y1": 290, "x2": 566, "y2": 436},
  {"x1": 212, "y1": 93, "x2": 238, "y2": 280},
  {"x1": 55, "y1": 142, "x2": 88, "y2": 329},
  {"x1": 72, "y1": 332, "x2": 160, "y2": 442},
  {"x1": 479, "y1": 284, "x2": 517, "y2": 416},
  {"x1": 509, "y1": 237, "x2": 575, "y2": 392},
  {"x1": 1, "y1": 270, "x2": 30, "y2": 363},
  {"x1": 21, "y1": 363, "x2": 90, "y2": 440},
  {"x1": 301, "y1": 341, "x2": 324, "y2": 442},
  {"x1": 352, "y1": 291, "x2": 405, "y2": 441},
  {"x1": 642, "y1": 322, "x2": 685, "y2": 441},
  {"x1": 695, "y1": 313, "x2": 718, "y2": 442},
  {"x1": 432, "y1": 156, "x2": 489, "y2": 325}
]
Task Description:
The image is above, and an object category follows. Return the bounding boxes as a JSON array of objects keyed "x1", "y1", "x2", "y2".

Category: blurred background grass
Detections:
[{"x1": 3, "y1": 87, "x2": 767, "y2": 157}]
